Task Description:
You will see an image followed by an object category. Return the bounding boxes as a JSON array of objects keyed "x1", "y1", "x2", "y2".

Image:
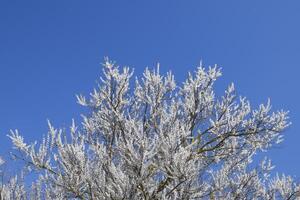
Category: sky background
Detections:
[{"x1": 1, "y1": 1, "x2": 300, "y2": 179}]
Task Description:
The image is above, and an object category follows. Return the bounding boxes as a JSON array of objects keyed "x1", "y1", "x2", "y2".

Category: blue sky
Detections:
[{"x1": 0, "y1": 1, "x2": 300, "y2": 178}]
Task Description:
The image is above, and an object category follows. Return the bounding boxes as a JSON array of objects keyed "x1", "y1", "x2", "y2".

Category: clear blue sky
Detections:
[{"x1": 1, "y1": 1, "x2": 300, "y2": 178}]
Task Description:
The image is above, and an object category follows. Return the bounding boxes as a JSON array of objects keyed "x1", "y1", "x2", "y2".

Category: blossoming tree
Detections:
[{"x1": 1, "y1": 59, "x2": 299, "y2": 199}]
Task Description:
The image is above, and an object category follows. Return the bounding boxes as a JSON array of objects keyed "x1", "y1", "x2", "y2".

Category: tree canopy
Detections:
[{"x1": 1, "y1": 59, "x2": 299, "y2": 199}]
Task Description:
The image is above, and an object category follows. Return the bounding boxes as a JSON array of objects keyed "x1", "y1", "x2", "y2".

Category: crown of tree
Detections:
[{"x1": 1, "y1": 59, "x2": 299, "y2": 199}]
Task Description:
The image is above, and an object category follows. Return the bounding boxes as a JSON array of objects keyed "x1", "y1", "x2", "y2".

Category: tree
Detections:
[{"x1": 1, "y1": 58, "x2": 299, "y2": 199}]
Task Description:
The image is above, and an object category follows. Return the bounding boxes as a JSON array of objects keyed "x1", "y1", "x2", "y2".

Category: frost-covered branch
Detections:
[{"x1": 4, "y1": 59, "x2": 299, "y2": 199}]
